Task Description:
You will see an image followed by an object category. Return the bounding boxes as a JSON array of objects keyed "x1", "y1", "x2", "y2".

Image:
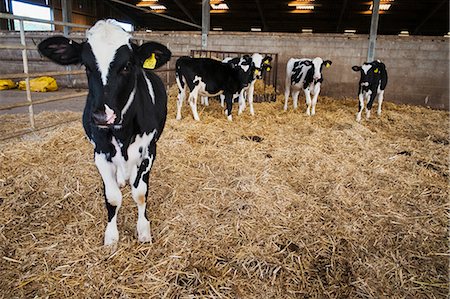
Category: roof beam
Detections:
[
  {"x1": 102, "y1": 0, "x2": 138, "y2": 25},
  {"x1": 336, "y1": 0, "x2": 348, "y2": 32},
  {"x1": 173, "y1": 0, "x2": 197, "y2": 24},
  {"x1": 413, "y1": 0, "x2": 446, "y2": 35},
  {"x1": 108, "y1": 0, "x2": 202, "y2": 29},
  {"x1": 254, "y1": 0, "x2": 268, "y2": 31}
]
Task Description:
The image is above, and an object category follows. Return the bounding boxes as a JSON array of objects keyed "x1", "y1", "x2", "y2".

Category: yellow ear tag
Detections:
[
  {"x1": 263, "y1": 60, "x2": 270, "y2": 65},
  {"x1": 266, "y1": 66, "x2": 271, "y2": 72},
  {"x1": 326, "y1": 63, "x2": 330, "y2": 68},
  {"x1": 143, "y1": 53, "x2": 157, "y2": 69},
  {"x1": 374, "y1": 68, "x2": 379, "y2": 73},
  {"x1": 255, "y1": 69, "x2": 260, "y2": 75}
]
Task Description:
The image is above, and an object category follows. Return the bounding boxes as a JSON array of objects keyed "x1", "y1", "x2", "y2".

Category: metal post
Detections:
[
  {"x1": 61, "y1": 0, "x2": 72, "y2": 36},
  {"x1": 367, "y1": 0, "x2": 380, "y2": 63},
  {"x1": 19, "y1": 19, "x2": 35, "y2": 129},
  {"x1": 61, "y1": 0, "x2": 73, "y2": 86},
  {"x1": 201, "y1": 0, "x2": 210, "y2": 49}
]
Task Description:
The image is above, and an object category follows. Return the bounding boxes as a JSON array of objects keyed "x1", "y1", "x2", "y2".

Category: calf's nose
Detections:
[{"x1": 92, "y1": 104, "x2": 117, "y2": 125}]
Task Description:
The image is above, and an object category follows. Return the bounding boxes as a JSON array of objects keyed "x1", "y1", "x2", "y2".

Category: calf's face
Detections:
[
  {"x1": 251, "y1": 53, "x2": 272, "y2": 79},
  {"x1": 352, "y1": 62, "x2": 380, "y2": 89},
  {"x1": 311, "y1": 57, "x2": 332, "y2": 81},
  {"x1": 38, "y1": 20, "x2": 170, "y2": 128}
]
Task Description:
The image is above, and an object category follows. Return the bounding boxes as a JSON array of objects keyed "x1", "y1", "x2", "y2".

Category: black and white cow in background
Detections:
[
  {"x1": 284, "y1": 57, "x2": 332, "y2": 115},
  {"x1": 38, "y1": 19, "x2": 171, "y2": 246},
  {"x1": 235, "y1": 53, "x2": 272, "y2": 116},
  {"x1": 201, "y1": 53, "x2": 272, "y2": 116},
  {"x1": 175, "y1": 56, "x2": 253, "y2": 121},
  {"x1": 352, "y1": 60, "x2": 388, "y2": 122}
]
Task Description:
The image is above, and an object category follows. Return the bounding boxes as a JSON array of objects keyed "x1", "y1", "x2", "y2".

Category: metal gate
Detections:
[{"x1": 190, "y1": 50, "x2": 278, "y2": 102}]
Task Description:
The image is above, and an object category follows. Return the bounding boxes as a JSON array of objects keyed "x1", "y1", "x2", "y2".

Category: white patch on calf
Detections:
[
  {"x1": 104, "y1": 216, "x2": 119, "y2": 245},
  {"x1": 95, "y1": 152, "x2": 122, "y2": 206},
  {"x1": 143, "y1": 71, "x2": 155, "y2": 104},
  {"x1": 120, "y1": 85, "x2": 136, "y2": 121},
  {"x1": 87, "y1": 19, "x2": 131, "y2": 85},
  {"x1": 104, "y1": 104, "x2": 117, "y2": 124},
  {"x1": 109, "y1": 130, "x2": 156, "y2": 187},
  {"x1": 312, "y1": 57, "x2": 323, "y2": 80},
  {"x1": 194, "y1": 76, "x2": 224, "y2": 97},
  {"x1": 362, "y1": 64, "x2": 372, "y2": 75},
  {"x1": 251, "y1": 53, "x2": 263, "y2": 68}
]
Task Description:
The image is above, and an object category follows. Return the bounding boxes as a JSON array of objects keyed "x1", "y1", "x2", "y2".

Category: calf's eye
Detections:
[{"x1": 121, "y1": 62, "x2": 132, "y2": 74}]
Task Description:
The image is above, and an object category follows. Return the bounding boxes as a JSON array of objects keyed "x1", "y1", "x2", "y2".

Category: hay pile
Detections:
[{"x1": 0, "y1": 93, "x2": 448, "y2": 298}]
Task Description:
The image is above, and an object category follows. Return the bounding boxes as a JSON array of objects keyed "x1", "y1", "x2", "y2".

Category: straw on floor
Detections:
[{"x1": 0, "y1": 89, "x2": 448, "y2": 298}]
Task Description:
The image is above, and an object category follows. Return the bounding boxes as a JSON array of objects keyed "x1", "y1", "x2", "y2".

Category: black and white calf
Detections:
[
  {"x1": 175, "y1": 56, "x2": 253, "y2": 121},
  {"x1": 284, "y1": 57, "x2": 332, "y2": 115},
  {"x1": 352, "y1": 60, "x2": 388, "y2": 122},
  {"x1": 201, "y1": 53, "x2": 272, "y2": 116},
  {"x1": 235, "y1": 53, "x2": 272, "y2": 116},
  {"x1": 38, "y1": 20, "x2": 171, "y2": 245}
]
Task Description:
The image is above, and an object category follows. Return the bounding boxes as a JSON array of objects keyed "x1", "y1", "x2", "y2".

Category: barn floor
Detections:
[{"x1": 0, "y1": 92, "x2": 448, "y2": 298}]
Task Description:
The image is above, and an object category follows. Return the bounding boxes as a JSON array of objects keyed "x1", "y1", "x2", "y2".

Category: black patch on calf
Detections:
[
  {"x1": 291, "y1": 60, "x2": 314, "y2": 88},
  {"x1": 134, "y1": 158, "x2": 150, "y2": 188}
]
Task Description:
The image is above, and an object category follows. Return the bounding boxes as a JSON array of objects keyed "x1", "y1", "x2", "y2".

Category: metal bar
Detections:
[
  {"x1": 61, "y1": 0, "x2": 72, "y2": 36},
  {"x1": 254, "y1": 0, "x2": 268, "y2": 31},
  {"x1": 103, "y1": 0, "x2": 138, "y2": 25},
  {"x1": 0, "y1": 92, "x2": 88, "y2": 111},
  {"x1": 173, "y1": 0, "x2": 197, "y2": 24},
  {"x1": 367, "y1": 0, "x2": 380, "y2": 63},
  {"x1": 19, "y1": 19, "x2": 35, "y2": 129},
  {"x1": 0, "y1": 70, "x2": 85, "y2": 79},
  {"x1": 336, "y1": 0, "x2": 348, "y2": 32},
  {"x1": 61, "y1": 0, "x2": 73, "y2": 86},
  {"x1": 201, "y1": 0, "x2": 210, "y2": 49},
  {"x1": 0, "y1": 44, "x2": 36, "y2": 50},
  {"x1": 0, "y1": 12, "x2": 90, "y2": 28},
  {"x1": 413, "y1": 0, "x2": 446, "y2": 35},
  {"x1": 0, "y1": 68, "x2": 175, "y2": 80},
  {"x1": 108, "y1": 0, "x2": 202, "y2": 29}
]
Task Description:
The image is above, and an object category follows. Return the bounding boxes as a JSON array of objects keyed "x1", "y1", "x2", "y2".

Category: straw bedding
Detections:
[{"x1": 0, "y1": 89, "x2": 448, "y2": 298}]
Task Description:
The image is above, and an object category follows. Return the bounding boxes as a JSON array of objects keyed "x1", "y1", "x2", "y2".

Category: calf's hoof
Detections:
[
  {"x1": 137, "y1": 219, "x2": 152, "y2": 243},
  {"x1": 104, "y1": 224, "x2": 119, "y2": 246}
]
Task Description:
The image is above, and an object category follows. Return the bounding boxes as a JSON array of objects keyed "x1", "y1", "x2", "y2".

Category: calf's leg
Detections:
[
  {"x1": 311, "y1": 83, "x2": 321, "y2": 116},
  {"x1": 130, "y1": 144, "x2": 156, "y2": 243},
  {"x1": 188, "y1": 86, "x2": 200, "y2": 121},
  {"x1": 304, "y1": 88, "x2": 312, "y2": 115},
  {"x1": 176, "y1": 85, "x2": 187, "y2": 120},
  {"x1": 95, "y1": 152, "x2": 122, "y2": 246},
  {"x1": 377, "y1": 90, "x2": 384, "y2": 116},
  {"x1": 356, "y1": 93, "x2": 364, "y2": 122},
  {"x1": 248, "y1": 81, "x2": 256, "y2": 116},
  {"x1": 366, "y1": 92, "x2": 376, "y2": 120},
  {"x1": 225, "y1": 94, "x2": 233, "y2": 121}
]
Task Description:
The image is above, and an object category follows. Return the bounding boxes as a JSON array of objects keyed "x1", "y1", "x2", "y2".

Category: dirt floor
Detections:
[{"x1": 0, "y1": 90, "x2": 448, "y2": 298}]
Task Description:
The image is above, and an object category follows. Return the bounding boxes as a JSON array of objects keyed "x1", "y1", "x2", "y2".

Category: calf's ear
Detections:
[
  {"x1": 38, "y1": 36, "x2": 82, "y2": 65},
  {"x1": 323, "y1": 60, "x2": 332, "y2": 68},
  {"x1": 351, "y1": 66, "x2": 361, "y2": 72},
  {"x1": 137, "y1": 42, "x2": 171, "y2": 70},
  {"x1": 263, "y1": 55, "x2": 272, "y2": 65}
]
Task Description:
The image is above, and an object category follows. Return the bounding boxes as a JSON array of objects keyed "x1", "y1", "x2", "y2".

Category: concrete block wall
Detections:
[{"x1": 1, "y1": 30, "x2": 448, "y2": 109}]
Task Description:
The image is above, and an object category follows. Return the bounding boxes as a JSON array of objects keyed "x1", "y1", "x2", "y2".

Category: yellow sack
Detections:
[
  {"x1": 0, "y1": 79, "x2": 17, "y2": 90},
  {"x1": 18, "y1": 76, "x2": 58, "y2": 92}
]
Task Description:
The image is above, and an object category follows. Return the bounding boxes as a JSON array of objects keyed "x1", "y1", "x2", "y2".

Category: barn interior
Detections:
[{"x1": 0, "y1": 0, "x2": 449, "y2": 298}]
